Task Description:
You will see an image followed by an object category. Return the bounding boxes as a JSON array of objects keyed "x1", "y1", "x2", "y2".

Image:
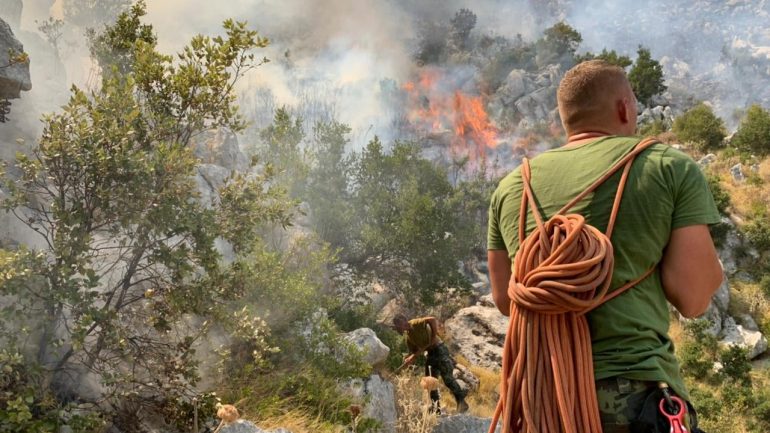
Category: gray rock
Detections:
[
  {"x1": 192, "y1": 129, "x2": 249, "y2": 172},
  {"x1": 477, "y1": 294, "x2": 496, "y2": 308},
  {"x1": 342, "y1": 374, "x2": 397, "y2": 433},
  {"x1": 720, "y1": 316, "x2": 768, "y2": 359},
  {"x1": 0, "y1": 18, "x2": 31, "y2": 99},
  {"x1": 219, "y1": 421, "x2": 291, "y2": 433},
  {"x1": 712, "y1": 277, "x2": 730, "y2": 313},
  {"x1": 698, "y1": 153, "x2": 717, "y2": 166},
  {"x1": 730, "y1": 163, "x2": 745, "y2": 181},
  {"x1": 453, "y1": 363, "x2": 480, "y2": 393},
  {"x1": 196, "y1": 164, "x2": 232, "y2": 207},
  {"x1": 344, "y1": 328, "x2": 390, "y2": 366},
  {"x1": 445, "y1": 305, "x2": 508, "y2": 370},
  {"x1": 433, "y1": 415, "x2": 500, "y2": 433},
  {"x1": 220, "y1": 421, "x2": 264, "y2": 433},
  {"x1": 736, "y1": 313, "x2": 760, "y2": 332},
  {"x1": 717, "y1": 217, "x2": 741, "y2": 276}
]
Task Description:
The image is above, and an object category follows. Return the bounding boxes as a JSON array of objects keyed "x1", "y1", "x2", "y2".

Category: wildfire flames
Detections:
[{"x1": 404, "y1": 68, "x2": 499, "y2": 160}]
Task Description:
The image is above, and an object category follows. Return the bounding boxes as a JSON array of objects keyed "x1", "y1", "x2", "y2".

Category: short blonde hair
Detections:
[{"x1": 557, "y1": 60, "x2": 631, "y2": 130}]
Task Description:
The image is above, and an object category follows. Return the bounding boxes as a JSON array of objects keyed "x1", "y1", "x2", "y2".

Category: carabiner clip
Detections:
[{"x1": 659, "y1": 395, "x2": 688, "y2": 433}]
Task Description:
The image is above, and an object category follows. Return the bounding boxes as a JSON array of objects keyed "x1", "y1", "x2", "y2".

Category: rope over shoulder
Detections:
[{"x1": 490, "y1": 137, "x2": 660, "y2": 433}]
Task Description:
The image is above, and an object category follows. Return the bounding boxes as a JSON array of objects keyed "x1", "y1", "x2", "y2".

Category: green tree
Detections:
[
  {"x1": 576, "y1": 48, "x2": 632, "y2": 68},
  {"x1": 449, "y1": 8, "x2": 477, "y2": 52},
  {"x1": 732, "y1": 104, "x2": 770, "y2": 156},
  {"x1": 349, "y1": 138, "x2": 469, "y2": 305},
  {"x1": 536, "y1": 21, "x2": 582, "y2": 67},
  {"x1": 628, "y1": 46, "x2": 667, "y2": 106},
  {"x1": 1, "y1": 4, "x2": 291, "y2": 428},
  {"x1": 305, "y1": 120, "x2": 355, "y2": 251},
  {"x1": 257, "y1": 108, "x2": 308, "y2": 196},
  {"x1": 673, "y1": 103, "x2": 727, "y2": 151}
]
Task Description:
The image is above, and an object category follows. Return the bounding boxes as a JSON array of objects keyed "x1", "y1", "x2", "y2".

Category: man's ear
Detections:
[{"x1": 617, "y1": 98, "x2": 630, "y2": 124}]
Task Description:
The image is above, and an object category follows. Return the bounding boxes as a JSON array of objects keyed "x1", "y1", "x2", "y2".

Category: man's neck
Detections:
[{"x1": 565, "y1": 130, "x2": 614, "y2": 148}]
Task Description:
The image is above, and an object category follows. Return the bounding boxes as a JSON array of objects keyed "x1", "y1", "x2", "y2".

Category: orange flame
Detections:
[{"x1": 404, "y1": 69, "x2": 498, "y2": 160}]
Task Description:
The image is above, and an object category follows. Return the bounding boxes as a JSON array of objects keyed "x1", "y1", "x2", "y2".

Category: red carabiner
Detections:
[{"x1": 659, "y1": 395, "x2": 688, "y2": 433}]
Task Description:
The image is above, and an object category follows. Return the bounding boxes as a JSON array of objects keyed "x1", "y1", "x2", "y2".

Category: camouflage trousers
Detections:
[
  {"x1": 597, "y1": 377, "x2": 703, "y2": 433},
  {"x1": 425, "y1": 343, "x2": 467, "y2": 404}
]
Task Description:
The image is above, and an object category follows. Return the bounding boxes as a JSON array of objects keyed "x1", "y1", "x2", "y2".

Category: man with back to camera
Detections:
[{"x1": 487, "y1": 60, "x2": 723, "y2": 432}]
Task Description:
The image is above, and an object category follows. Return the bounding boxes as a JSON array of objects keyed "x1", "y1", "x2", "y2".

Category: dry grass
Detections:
[
  {"x1": 394, "y1": 374, "x2": 439, "y2": 433},
  {"x1": 254, "y1": 410, "x2": 341, "y2": 433},
  {"x1": 453, "y1": 355, "x2": 500, "y2": 418},
  {"x1": 707, "y1": 154, "x2": 770, "y2": 220}
]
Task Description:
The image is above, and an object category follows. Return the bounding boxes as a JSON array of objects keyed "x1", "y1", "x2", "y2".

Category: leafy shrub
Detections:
[
  {"x1": 672, "y1": 103, "x2": 727, "y2": 151},
  {"x1": 732, "y1": 104, "x2": 770, "y2": 156},
  {"x1": 706, "y1": 174, "x2": 731, "y2": 215},
  {"x1": 744, "y1": 218, "x2": 770, "y2": 251},
  {"x1": 678, "y1": 319, "x2": 719, "y2": 380},
  {"x1": 718, "y1": 345, "x2": 752, "y2": 386},
  {"x1": 638, "y1": 119, "x2": 668, "y2": 137}
]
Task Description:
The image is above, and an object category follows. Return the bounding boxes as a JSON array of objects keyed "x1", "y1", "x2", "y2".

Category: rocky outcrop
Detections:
[
  {"x1": 0, "y1": 18, "x2": 31, "y2": 99},
  {"x1": 444, "y1": 300, "x2": 508, "y2": 370},
  {"x1": 433, "y1": 415, "x2": 500, "y2": 433},
  {"x1": 343, "y1": 374, "x2": 397, "y2": 433},
  {"x1": 719, "y1": 316, "x2": 768, "y2": 359},
  {"x1": 488, "y1": 65, "x2": 562, "y2": 130},
  {"x1": 344, "y1": 327, "x2": 390, "y2": 365}
]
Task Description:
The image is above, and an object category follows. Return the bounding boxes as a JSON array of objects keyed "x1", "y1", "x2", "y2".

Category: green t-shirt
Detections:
[
  {"x1": 405, "y1": 317, "x2": 437, "y2": 353},
  {"x1": 487, "y1": 136, "x2": 721, "y2": 398}
]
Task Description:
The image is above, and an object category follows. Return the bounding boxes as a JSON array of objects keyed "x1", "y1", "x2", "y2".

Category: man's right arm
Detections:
[
  {"x1": 660, "y1": 224, "x2": 723, "y2": 318},
  {"x1": 489, "y1": 250, "x2": 512, "y2": 316}
]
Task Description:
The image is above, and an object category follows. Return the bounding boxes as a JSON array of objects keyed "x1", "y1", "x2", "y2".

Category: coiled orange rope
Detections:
[{"x1": 489, "y1": 138, "x2": 659, "y2": 433}]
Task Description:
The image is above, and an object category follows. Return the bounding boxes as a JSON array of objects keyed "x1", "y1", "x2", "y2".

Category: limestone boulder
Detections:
[
  {"x1": 342, "y1": 374, "x2": 397, "y2": 433},
  {"x1": 344, "y1": 328, "x2": 390, "y2": 366},
  {"x1": 445, "y1": 305, "x2": 508, "y2": 370},
  {"x1": 720, "y1": 316, "x2": 768, "y2": 359},
  {"x1": 0, "y1": 18, "x2": 31, "y2": 99},
  {"x1": 433, "y1": 415, "x2": 500, "y2": 433}
]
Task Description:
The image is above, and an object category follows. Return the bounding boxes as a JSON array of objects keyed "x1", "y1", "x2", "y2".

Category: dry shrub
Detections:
[{"x1": 394, "y1": 374, "x2": 439, "y2": 433}]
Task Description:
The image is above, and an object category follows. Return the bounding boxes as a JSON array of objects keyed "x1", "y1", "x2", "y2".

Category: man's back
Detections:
[{"x1": 487, "y1": 135, "x2": 721, "y2": 397}]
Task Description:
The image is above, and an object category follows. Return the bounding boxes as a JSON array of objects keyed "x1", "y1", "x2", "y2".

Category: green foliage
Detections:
[
  {"x1": 707, "y1": 174, "x2": 731, "y2": 215},
  {"x1": 732, "y1": 104, "x2": 770, "y2": 156},
  {"x1": 449, "y1": 9, "x2": 477, "y2": 52},
  {"x1": 575, "y1": 48, "x2": 632, "y2": 68},
  {"x1": 744, "y1": 217, "x2": 770, "y2": 251},
  {"x1": 0, "y1": 349, "x2": 104, "y2": 432},
  {"x1": 0, "y1": 5, "x2": 285, "y2": 428},
  {"x1": 628, "y1": 46, "x2": 667, "y2": 106},
  {"x1": 349, "y1": 138, "x2": 470, "y2": 305},
  {"x1": 536, "y1": 21, "x2": 583, "y2": 67},
  {"x1": 673, "y1": 103, "x2": 727, "y2": 151},
  {"x1": 718, "y1": 345, "x2": 752, "y2": 386},
  {"x1": 637, "y1": 119, "x2": 669, "y2": 137},
  {"x1": 257, "y1": 108, "x2": 308, "y2": 195},
  {"x1": 305, "y1": 120, "x2": 356, "y2": 250},
  {"x1": 678, "y1": 319, "x2": 719, "y2": 380},
  {"x1": 85, "y1": 1, "x2": 156, "y2": 74}
]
